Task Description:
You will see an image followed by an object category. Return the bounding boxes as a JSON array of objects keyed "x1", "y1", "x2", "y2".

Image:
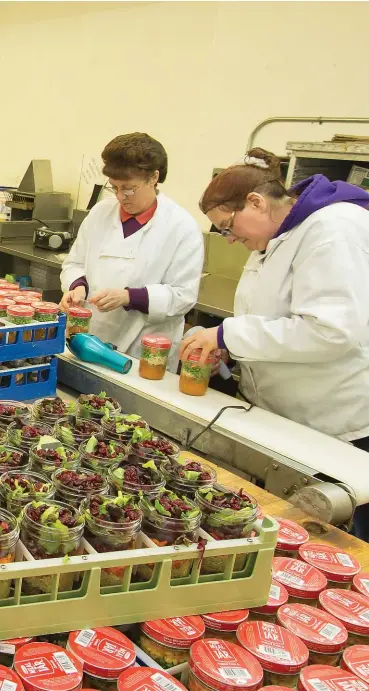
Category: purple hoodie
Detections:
[{"x1": 217, "y1": 174, "x2": 369, "y2": 348}]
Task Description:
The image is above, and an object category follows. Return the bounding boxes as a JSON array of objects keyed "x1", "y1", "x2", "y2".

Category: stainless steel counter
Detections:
[
  {"x1": 195, "y1": 273, "x2": 237, "y2": 319},
  {"x1": 0, "y1": 239, "x2": 65, "y2": 268}
]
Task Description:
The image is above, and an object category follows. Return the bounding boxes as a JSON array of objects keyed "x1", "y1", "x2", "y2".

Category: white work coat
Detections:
[
  {"x1": 222, "y1": 202, "x2": 369, "y2": 441},
  {"x1": 61, "y1": 193, "x2": 204, "y2": 372}
]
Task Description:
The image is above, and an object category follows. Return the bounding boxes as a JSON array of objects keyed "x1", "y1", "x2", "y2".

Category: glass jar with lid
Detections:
[
  {"x1": 341, "y1": 645, "x2": 369, "y2": 684},
  {"x1": 319, "y1": 588, "x2": 369, "y2": 647},
  {"x1": 202, "y1": 610, "x2": 249, "y2": 644},
  {"x1": 272, "y1": 556, "x2": 327, "y2": 606},
  {"x1": 66, "y1": 307, "x2": 92, "y2": 337},
  {"x1": 188, "y1": 638, "x2": 264, "y2": 691},
  {"x1": 139, "y1": 616, "x2": 205, "y2": 668},
  {"x1": 14, "y1": 642, "x2": 83, "y2": 691},
  {"x1": 68, "y1": 628, "x2": 136, "y2": 691},
  {"x1": 353, "y1": 571, "x2": 369, "y2": 599},
  {"x1": 139, "y1": 335, "x2": 172, "y2": 380},
  {"x1": 299, "y1": 664, "x2": 369, "y2": 691},
  {"x1": 179, "y1": 350, "x2": 216, "y2": 396},
  {"x1": 299, "y1": 542, "x2": 361, "y2": 589},
  {"x1": 118, "y1": 667, "x2": 188, "y2": 691},
  {"x1": 274, "y1": 517, "x2": 309, "y2": 557},
  {"x1": 249, "y1": 579, "x2": 289, "y2": 623}
]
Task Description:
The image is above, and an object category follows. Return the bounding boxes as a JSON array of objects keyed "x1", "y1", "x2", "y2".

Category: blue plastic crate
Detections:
[
  {"x1": 0, "y1": 314, "x2": 66, "y2": 361},
  {"x1": 0, "y1": 357, "x2": 57, "y2": 401}
]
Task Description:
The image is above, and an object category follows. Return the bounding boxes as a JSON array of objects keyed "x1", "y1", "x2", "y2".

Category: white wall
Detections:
[{"x1": 1, "y1": 1, "x2": 369, "y2": 227}]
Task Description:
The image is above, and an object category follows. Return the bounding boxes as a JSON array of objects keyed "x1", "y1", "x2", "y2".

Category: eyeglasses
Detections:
[
  {"x1": 104, "y1": 181, "x2": 146, "y2": 197},
  {"x1": 219, "y1": 210, "x2": 236, "y2": 237}
]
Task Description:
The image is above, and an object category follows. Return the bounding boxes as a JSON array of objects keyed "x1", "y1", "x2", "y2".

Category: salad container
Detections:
[
  {"x1": 30, "y1": 437, "x2": 80, "y2": 477},
  {"x1": 0, "y1": 470, "x2": 54, "y2": 517},
  {"x1": 341, "y1": 645, "x2": 369, "y2": 683},
  {"x1": 319, "y1": 588, "x2": 369, "y2": 647},
  {"x1": 249, "y1": 579, "x2": 289, "y2": 623},
  {"x1": 67, "y1": 628, "x2": 136, "y2": 691},
  {"x1": 54, "y1": 416, "x2": 102, "y2": 448},
  {"x1": 53, "y1": 468, "x2": 109, "y2": 507},
  {"x1": 0, "y1": 665, "x2": 24, "y2": 691},
  {"x1": 139, "y1": 616, "x2": 205, "y2": 668},
  {"x1": 13, "y1": 294, "x2": 39, "y2": 306},
  {"x1": 195, "y1": 487, "x2": 258, "y2": 574},
  {"x1": 0, "y1": 297, "x2": 15, "y2": 317},
  {"x1": 202, "y1": 610, "x2": 250, "y2": 644},
  {"x1": 0, "y1": 445, "x2": 30, "y2": 473},
  {"x1": 14, "y1": 642, "x2": 84, "y2": 691},
  {"x1": 83, "y1": 493, "x2": 142, "y2": 586},
  {"x1": 6, "y1": 304, "x2": 35, "y2": 344},
  {"x1": 7, "y1": 420, "x2": 51, "y2": 451},
  {"x1": 67, "y1": 307, "x2": 92, "y2": 337},
  {"x1": 0, "y1": 426, "x2": 6, "y2": 444},
  {"x1": 299, "y1": 542, "x2": 361, "y2": 588},
  {"x1": 33, "y1": 397, "x2": 76, "y2": 424},
  {"x1": 272, "y1": 556, "x2": 327, "y2": 605},
  {"x1": 139, "y1": 335, "x2": 172, "y2": 381},
  {"x1": 78, "y1": 392, "x2": 121, "y2": 421},
  {"x1": 20, "y1": 500, "x2": 85, "y2": 594},
  {"x1": 188, "y1": 638, "x2": 264, "y2": 691},
  {"x1": 34, "y1": 302, "x2": 59, "y2": 322},
  {"x1": 118, "y1": 667, "x2": 188, "y2": 691},
  {"x1": 237, "y1": 620, "x2": 309, "y2": 688},
  {"x1": 101, "y1": 413, "x2": 150, "y2": 445},
  {"x1": 179, "y1": 350, "x2": 216, "y2": 396},
  {"x1": 80, "y1": 436, "x2": 128, "y2": 474},
  {"x1": 137, "y1": 489, "x2": 201, "y2": 581},
  {"x1": 0, "y1": 508, "x2": 20, "y2": 599},
  {"x1": 0, "y1": 401, "x2": 31, "y2": 426},
  {"x1": 131, "y1": 434, "x2": 180, "y2": 462},
  {"x1": 160, "y1": 458, "x2": 216, "y2": 498},
  {"x1": 353, "y1": 572, "x2": 369, "y2": 598},
  {"x1": 275, "y1": 518, "x2": 309, "y2": 557},
  {"x1": 109, "y1": 460, "x2": 165, "y2": 500},
  {"x1": 298, "y1": 664, "x2": 369, "y2": 691}
]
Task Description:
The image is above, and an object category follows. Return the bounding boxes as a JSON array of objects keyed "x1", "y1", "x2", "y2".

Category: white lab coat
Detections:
[
  {"x1": 61, "y1": 193, "x2": 204, "y2": 372},
  {"x1": 222, "y1": 202, "x2": 369, "y2": 441}
]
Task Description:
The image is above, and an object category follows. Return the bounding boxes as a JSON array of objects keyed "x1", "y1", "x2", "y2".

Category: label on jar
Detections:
[
  {"x1": 277, "y1": 603, "x2": 347, "y2": 653},
  {"x1": 236, "y1": 620, "x2": 309, "y2": 673},
  {"x1": 117, "y1": 667, "x2": 187, "y2": 691},
  {"x1": 0, "y1": 638, "x2": 33, "y2": 655},
  {"x1": 272, "y1": 557, "x2": 327, "y2": 598},
  {"x1": 275, "y1": 518, "x2": 309, "y2": 550},
  {"x1": 299, "y1": 664, "x2": 369, "y2": 691},
  {"x1": 141, "y1": 616, "x2": 205, "y2": 649},
  {"x1": 14, "y1": 642, "x2": 83, "y2": 691},
  {"x1": 319, "y1": 589, "x2": 369, "y2": 635},
  {"x1": 189, "y1": 639, "x2": 264, "y2": 691},
  {"x1": 257, "y1": 645, "x2": 291, "y2": 661},
  {"x1": 253, "y1": 579, "x2": 289, "y2": 615},
  {"x1": 68, "y1": 627, "x2": 136, "y2": 678},
  {"x1": 353, "y1": 574, "x2": 369, "y2": 597},
  {"x1": 0, "y1": 667, "x2": 24, "y2": 691},
  {"x1": 299, "y1": 543, "x2": 361, "y2": 582},
  {"x1": 343, "y1": 645, "x2": 369, "y2": 682},
  {"x1": 269, "y1": 584, "x2": 281, "y2": 600}
]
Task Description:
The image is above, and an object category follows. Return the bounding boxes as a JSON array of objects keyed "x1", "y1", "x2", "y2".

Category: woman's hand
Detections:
[
  {"x1": 89, "y1": 289, "x2": 130, "y2": 312},
  {"x1": 59, "y1": 286, "x2": 86, "y2": 312},
  {"x1": 180, "y1": 326, "x2": 219, "y2": 365}
]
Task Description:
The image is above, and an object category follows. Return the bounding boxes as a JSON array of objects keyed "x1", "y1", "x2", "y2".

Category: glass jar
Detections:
[
  {"x1": 319, "y1": 588, "x2": 369, "y2": 647},
  {"x1": 0, "y1": 445, "x2": 30, "y2": 473},
  {"x1": 6, "y1": 304, "x2": 34, "y2": 343},
  {"x1": 179, "y1": 350, "x2": 216, "y2": 396},
  {"x1": 0, "y1": 400, "x2": 31, "y2": 426},
  {"x1": 0, "y1": 508, "x2": 20, "y2": 599},
  {"x1": 30, "y1": 440, "x2": 80, "y2": 477},
  {"x1": 118, "y1": 667, "x2": 188, "y2": 691},
  {"x1": 80, "y1": 437, "x2": 128, "y2": 474},
  {"x1": 108, "y1": 461, "x2": 165, "y2": 500},
  {"x1": 237, "y1": 620, "x2": 309, "y2": 689},
  {"x1": 341, "y1": 645, "x2": 369, "y2": 683},
  {"x1": 137, "y1": 489, "x2": 201, "y2": 581},
  {"x1": 353, "y1": 572, "x2": 369, "y2": 599},
  {"x1": 53, "y1": 468, "x2": 109, "y2": 507},
  {"x1": 0, "y1": 426, "x2": 7, "y2": 444},
  {"x1": 0, "y1": 469, "x2": 55, "y2": 517},
  {"x1": 101, "y1": 413, "x2": 150, "y2": 445},
  {"x1": 33, "y1": 397, "x2": 77, "y2": 424},
  {"x1": 202, "y1": 610, "x2": 249, "y2": 644},
  {"x1": 139, "y1": 335, "x2": 172, "y2": 380},
  {"x1": 0, "y1": 665, "x2": 24, "y2": 691},
  {"x1": 14, "y1": 294, "x2": 38, "y2": 306},
  {"x1": 67, "y1": 628, "x2": 136, "y2": 691},
  {"x1": 7, "y1": 420, "x2": 52, "y2": 451},
  {"x1": 131, "y1": 435, "x2": 180, "y2": 463},
  {"x1": 188, "y1": 638, "x2": 264, "y2": 691},
  {"x1": 160, "y1": 458, "x2": 216, "y2": 499},
  {"x1": 78, "y1": 392, "x2": 121, "y2": 421},
  {"x1": 299, "y1": 663, "x2": 369, "y2": 691},
  {"x1": 139, "y1": 616, "x2": 204, "y2": 669},
  {"x1": 277, "y1": 602, "x2": 347, "y2": 667},
  {"x1": 195, "y1": 487, "x2": 259, "y2": 574},
  {"x1": 249, "y1": 579, "x2": 289, "y2": 623},
  {"x1": 274, "y1": 517, "x2": 309, "y2": 558},
  {"x1": 272, "y1": 556, "x2": 328, "y2": 606},
  {"x1": 54, "y1": 416, "x2": 102, "y2": 448},
  {"x1": 0, "y1": 637, "x2": 35, "y2": 668},
  {"x1": 67, "y1": 307, "x2": 92, "y2": 337},
  {"x1": 83, "y1": 493, "x2": 142, "y2": 586},
  {"x1": 32, "y1": 302, "x2": 59, "y2": 340},
  {"x1": 14, "y1": 642, "x2": 84, "y2": 691},
  {"x1": 20, "y1": 500, "x2": 85, "y2": 594},
  {"x1": 0, "y1": 298, "x2": 14, "y2": 317},
  {"x1": 299, "y1": 542, "x2": 361, "y2": 589}
]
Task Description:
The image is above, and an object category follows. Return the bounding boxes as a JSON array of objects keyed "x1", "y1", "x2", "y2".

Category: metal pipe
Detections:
[{"x1": 247, "y1": 116, "x2": 369, "y2": 152}]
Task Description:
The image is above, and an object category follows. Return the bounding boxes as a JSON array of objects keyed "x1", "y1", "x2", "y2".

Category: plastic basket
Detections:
[
  {"x1": 0, "y1": 314, "x2": 66, "y2": 360},
  {"x1": 0, "y1": 357, "x2": 57, "y2": 401}
]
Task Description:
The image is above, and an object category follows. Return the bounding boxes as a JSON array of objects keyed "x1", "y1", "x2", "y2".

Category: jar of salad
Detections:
[
  {"x1": 160, "y1": 458, "x2": 216, "y2": 499},
  {"x1": 299, "y1": 543, "x2": 361, "y2": 589},
  {"x1": 0, "y1": 665, "x2": 24, "y2": 691},
  {"x1": 34, "y1": 302, "x2": 59, "y2": 321},
  {"x1": 0, "y1": 470, "x2": 54, "y2": 517},
  {"x1": 277, "y1": 603, "x2": 348, "y2": 666},
  {"x1": 275, "y1": 518, "x2": 309, "y2": 557},
  {"x1": 237, "y1": 620, "x2": 309, "y2": 688},
  {"x1": 67, "y1": 628, "x2": 136, "y2": 691},
  {"x1": 78, "y1": 392, "x2": 121, "y2": 420},
  {"x1": 54, "y1": 416, "x2": 102, "y2": 447},
  {"x1": 53, "y1": 468, "x2": 109, "y2": 507},
  {"x1": 188, "y1": 638, "x2": 264, "y2": 691},
  {"x1": 272, "y1": 557, "x2": 328, "y2": 606},
  {"x1": 0, "y1": 445, "x2": 30, "y2": 473},
  {"x1": 353, "y1": 572, "x2": 369, "y2": 598},
  {"x1": 14, "y1": 294, "x2": 38, "y2": 306},
  {"x1": 249, "y1": 579, "x2": 289, "y2": 623},
  {"x1": 67, "y1": 307, "x2": 92, "y2": 337},
  {"x1": 139, "y1": 335, "x2": 172, "y2": 380},
  {"x1": 20, "y1": 500, "x2": 85, "y2": 594},
  {"x1": 139, "y1": 616, "x2": 205, "y2": 668},
  {"x1": 118, "y1": 667, "x2": 188, "y2": 691},
  {"x1": 202, "y1": 610, "x2": 249, "y2": 644},
  {"x1": 0, "y1": 298, "x2": 14, "y2": 317},
  {"x1": 180, "y1": 350, "x2": 216, "y2": 396},
  {"x1": 0, "y1": 508, "x2": 20, "y2": 599},
  {"x1": 137, "y1": 489, "x2": 201, "y2": 581},
  {"x1": 298, "y1": 664, "x2": 369, "y2": 691},
  {"x1": 341, "y1": 645, "x2": 369, "y2": 683},
  {"x1": 6, "y1": 304, "x2": 35, "y2": 343},
  {"x1": 30, "y1": 437, "x2": 80, "y2": 477},
  {"x1": 0, "y1": 401, "x2": 31, "y2": 426},
  {"x1": 195, "y1": 487, "x2": 259, "y2": 574},
  {"x1": 7, "y1": 420, "x2": 52, "y2": 450},
  {"x1": 80, "y1": 436, "x2": 128, "y2": 473},
  {"x1": 108, "y1": 460, "x2": 165, "y2": 500},
  {"x1": 319, "y1": 589, "x2": 369, "y2": 647},
  {"x1": 101, "y1": 413, "x2": 150, "y2": 445},
  {"x1": 0, "y1": 637, "x2": 35, "y2": 668},
  {"x1": 33, "y1": 397, "x2": 77, "y2": 424},
  {"x1": 83, "y1": 493, "x2": 142, "y2": 586},
  {"x1": 14, "y1": 642, "x2": 84, "y2": 691},
  {"x1": 0, "y1": 426, "x2": 6, "y2": 445},
  {"x1": 131, "y1": 434, "x2": 180, "y2": 462}
]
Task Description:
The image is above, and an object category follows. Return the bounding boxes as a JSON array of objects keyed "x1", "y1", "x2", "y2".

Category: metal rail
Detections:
[{"x1": 247, "y1": 116, "x2": 369, "y2": 152}]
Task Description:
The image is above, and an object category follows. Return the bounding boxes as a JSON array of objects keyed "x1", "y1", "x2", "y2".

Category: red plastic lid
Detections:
[
  {"x1": 276, "y1": 518, "x2": 309, "y2": 551},
  {"x1": 21, "y1": 291, "x2": 42, "y2": 299},
  {"x1": 298, "y1": 664, "x2": 369, "y2": 691},
  {"x1": 118, "y1": 667, "x2": 188, "y2": 691},
  {"x1": 272, "y1": 557, "x2": 327, "y2": 599},
  {"x1": 67, "y1": 628, "x2": 135, "y2": 678},
  {"x1": 277, "y1": 603, "x2": 347, "y2": 653},
  {"x1": 190, "y1": 639, "x2": 264, "y2": 691},
  {"x1": 237, "y1": 620, "x2": 309, "y2": 674},
  {"x1": 259, "y1": 688, "x2": 296, "y2": 691},
  {"x1": 3, "y1": 283, "x2": 19, "y2": 290},
  {"x1": 353, "y1": 573, "x2": 369, "y2": 598},
  {"x1": 319, "y1": 589, "x2": 369, "y2": 635},
  {"x1": 0, "y1": 290, "x2": 20, "y2": 298},
  {"x1": 7, "y1": 305, "x2": 34, "y2": 318},
  {"x1": 0, "y1": 298, "x2": 15, "y2": 309},
  {"x1": 141, "y1": 334, "x2": 172, "y2": 349},
  {"x1": 184, "y1": 348, "x2": 216, "y2": 363},
  {"x1": 253, "y1": 579, "x2": 289, "y2": 614},
  {"x1": 14, "y1": 642, "x2": 83, "y2": 691},
  {"x1": 0, "y1": 665, "x2": 24, "y2": 691},
  {"x1": 68, "y1": 307, "x2": 92, "y2": 318},
  {"x1": 141, "y1": 616, "x2": 205, "y2": 649},
  {"x1": 34, "y1": 303, "x2": 59, "y2": 315},
  {"x1": 299, "y1": 543, "x2": 361, "y2": 583},
  {"x1": 342, "y1": 646, "x2": 369, "y2": 682},
  {"x1": 0, "y1": 637, "x2": 35, "y2": 654},
  {"x1": 14, "y1": 295, "x2": 39, "y2": 305},
  {"x1": 202, "y1": 610, "x2": 250, "y2": 632}
]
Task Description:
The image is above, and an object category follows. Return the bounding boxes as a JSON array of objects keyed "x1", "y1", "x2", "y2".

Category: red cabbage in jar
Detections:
[
  {"x1": 101, "y1": 413, "x2": 150, "y2": 445},
  {"x1": 30, "y1": 437, "x2": 80, "y2": 477},
  {"x1": 7, "y1": 420, "x2": 52, "y2": 450},
  {"x1": 0, "y1": 401, "x2": 31, "y2": 426},
  {"x1": 53, "y1": 468, "x2": 109, "y2": 507},
  {"x1": 160, "y1": 458, "x2": 216, "y2": 498},
  {"x1": 78, "y1": 392, "x2": 121, "y2": 420},
  {"x1": 108, "y1": 459, "x2": 165, "y2": 499},
  {"x1": 0, "y1": 470, "x2": 54, "y2": 517},
  {"x1": 54, "y1": 416, "x2": 102, "y2": 447},
  {"x1": 80, "y1": 435, "x2": 128, "y2": 473},
  {"x1": 33, "y1": 397, "x2": 76, "y2": 423}
]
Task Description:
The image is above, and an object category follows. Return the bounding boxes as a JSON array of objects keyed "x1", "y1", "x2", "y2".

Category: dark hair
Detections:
[
  {"x1": 200, "y1": 147, "x2": 292, "y2": 214},
  {"x1": 102, "y1": 132, "x2": 168, "y2": 183}
]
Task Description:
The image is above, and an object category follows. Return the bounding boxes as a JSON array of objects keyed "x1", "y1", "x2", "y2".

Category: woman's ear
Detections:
[{"x1": 247, "y1": 192, "x2": 267, "y2": 212}]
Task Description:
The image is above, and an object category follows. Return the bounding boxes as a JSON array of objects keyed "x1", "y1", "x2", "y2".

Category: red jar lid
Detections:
[
  {"x1": 272, "y1": 557, "x2": 327, "y2": 599},
  {"x1": 141, "y1": 616, "x2": 205, "y2": 649},
  {"x1": 299, "y1": 543, "x2": 361, "y2": 583},
  {"x1": 21, "y1": 291, "x2": 42, "y2": 299},
  {"x1": 0, "y1": 298, "x2": 15, "y2": 309},
  {"x1": 34, "y1": 303, "x2": 59, "y2": 315},
  {"x1": 237, "y1": 621, "x2": 309, "y2": 674},
  {"x1": 0, "y1": 637, "x2": 35, "y2": 654},
  {"x1": 14, "y1": 295, "x2": 38, "y2": 305},
  {"x1": 202, "y1": 610, "x2": 249, "y2": 632},
  {"x1": 298, "y1": 664, "x2": 369, "y2": 691},
  {"x1": 7, "y1": 305, "x2": 35, "y2": 318},
  {"x1": 319, "y1": 589, "x2": 369, "y2": 635},
  {"x1": 253, "y1": 579, "x2": 289, "y2": 614},
  {"x1": 68, "y1": 307, "x2": 92, "y2": 318},
  {"x1": 277, "y1": 603, "x2": 347, "y2": 653},
  {"x1": 118, "y1": 667, "x2": 188, "y2": 691},
  {"x1": 3, "y1": 283, "x2": 19, "y2": 290},
  {"x1": 183, "y1": 348, "x2": 216, "y2": 363},
  {"x1": 14, "y1": 642, "x2": 83, "y2": 691},
  {"x1": 190, "y1": 639, "x2": 264, "y2": 691},
  {"x1": 259, "y1": 688, "x2": 296, "y2": 691},
  {"x1": 141, "y1": 335, "x2": 172, "y2": 349},
  {"x1": 342, "y1": 646, "x2": 369, "y2": 682},
  {"x1": 0, "y1": 665, "x2": 24, "y2": 691},
  {"x1": 275, "y1": 518, "x2": 309, "y2": 551},
  {"x1": 67, "y1": 628, "x2": 135, "y2": 679},
  {"x1": 353, "y1": 573, "x2": 369, "y2": 598},
  {"x1": 0, "y1": 290, "x2": 20, "y2": 298}
]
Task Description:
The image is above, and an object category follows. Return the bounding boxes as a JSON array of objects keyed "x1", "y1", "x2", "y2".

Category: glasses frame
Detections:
[
  {"x1": 103, "y1": 181, "x2": 146, "y2": 197},
  {"x1": 219, "y1": 210, "x2": 236, "y2": 237}
]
